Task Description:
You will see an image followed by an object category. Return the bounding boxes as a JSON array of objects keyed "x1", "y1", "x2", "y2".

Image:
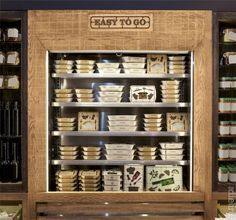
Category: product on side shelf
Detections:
[
  {"x1": 137, "y1": 146, "x2": 157, "y2": 160},
  {"x1": 166, "y1": 113, "x2": 189, "y2": 132},
  {"x1": 56, "y1": 117, "x2": 76, "y2": 131},
  {"x1": 130, "y1": 85, "x2": 156, "y2": 102},
  {"x1": 55, "y1": 170, "x2": 79, "y2": 191},
  {"x1": 146, "y1": 165, "x2": 183, "y2": 191},
  {"x1": 78, "y1": 112, "x2": 99, "y2": 131},
  {"x1": 6, "y1": 28, "x2": 20, "y2": 41},
  {"x1": 124, "y1": 164, "x2": 144, "y2": 191},
  {"x1": 75, "y1": 89, "x2": 94, "y2": 102},
  {"x1": 223, "y1": 28, "x2": 236, "y2": 42},
  {"x1": 161, "y1": 80, "x2": 181, "y2": 103},
  {"x1": 58, "y1": 145, "x2": 79, "y2": 160},
  {"x1": 103, "y1": 169, "x2": 123, "y2": 191},
  {"x1": 218, "y1": 165, "x2": 228, "y2": 183},
  {"x1": 218, "y1": 144, "x2": 230, "y2": 159},
  {"x1": 143, "y1": 114, "x2": 163, "y2": 131},
  {"x1": 147, "y1": 54, "x2": 167, "y2": 74},
  {"x1": 105, "y1": 144, "x2": 135, "y2": 160},
  {"x1": 79, "y1": 170, "x2": 101, "y2": 191},
  {"x1": 6, "y1": 52, "x2": 20, "y2": 65},
  {"x1": 81, "y1": 146, "x2": 102, "y2": 160},
  {"x1": 222, "y1": 52, "x2": 236, "y2": 65}
]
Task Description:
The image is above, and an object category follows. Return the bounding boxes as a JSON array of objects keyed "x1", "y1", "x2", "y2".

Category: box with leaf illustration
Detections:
[
  {"x1": 166, "y1": 113, "x2": 189, "y2": 132},
  {"x1": 146, "y1": 165, "x2": 183, "y2": 191},
  {"x1": 78, "y1": 112, "x2": 99, "y2": 131}
]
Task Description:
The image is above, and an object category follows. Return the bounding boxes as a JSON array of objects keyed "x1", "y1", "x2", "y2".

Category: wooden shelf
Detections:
[
  {"x1": 0, "y1": 192, "x2": 26, "y2": 201},
  {"x1": 218, "y1": 158, "x2": 236, "y2": 161}
]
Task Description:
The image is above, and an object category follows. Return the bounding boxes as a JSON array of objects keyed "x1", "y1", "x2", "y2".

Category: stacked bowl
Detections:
[
  {"x1": 107, "y1": 115, "x2": 137, "y2": 132},
  {"x1": 54, "y1": 89, "x2": 73, "y2": 103},
  {"x1": 168, "y1": 55, "x2": 187, "y2": 74},
  {"x1": 105, "y1": 144, "x2": 135, "y2": 160},
  {"x1": 81, "y1": 146, "x2": 102, "y2": 160},
  {"x1": 79, "y1": 170, "x2": 101, "y2": 191},
  {"x1": 75, "y1": 60, "x2": 95, "y2": 74},
  {"x1": 56, "y1": 117, "x2": 76, "y2": 131},
  {"x1": 56, "y1": 170, "x2": 78, "y2": 192},
  {"x1": 54, "y1": 59, "x2": 74, "y2": 74},
  {"x1": 96, "y1": 62, "x2": 121, "y2": 74},
  {"x1": 98, "y1": 85, "x2": 124, "y2": 102},
  {"x1": 122, "y1": 56, "x2": 146, "y2": 74},
  {"x1": 159, "y1": 142, "x2": 184, "y2": 160},
  {"x1": 161, "y1": 80, "x2": 181, "y2": 103},
  {"x1": 143, "y1": 114, "x2": 163, "y2": 132},
  {"x1": 75, "y1": 89, "x2": 94, "y2": 102},
  {"x1": 58, "y1": 145, "x2": 79, "y2": 160},
  {"x1": 137, "y1": 146, "x2": 157, "y2": 160}
]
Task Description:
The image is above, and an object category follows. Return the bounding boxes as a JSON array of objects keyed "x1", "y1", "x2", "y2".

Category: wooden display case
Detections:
[{"x1": 27, "y1": 10, "x2": 213, "y2": 219}]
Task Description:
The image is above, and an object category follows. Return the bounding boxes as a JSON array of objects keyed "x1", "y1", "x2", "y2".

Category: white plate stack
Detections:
[
  {"x1": 96, "y1": 63, "x2": 121, "y2": 74},
  {"x1": 102, "y1": 170, "x2": 122, "y2": 191},
  {"x1": 58, "y1": 146, "x2": 79, "y2": 160},
  {"x1": 75, "y1": 60, "x2": 95, "y2": 74},
  {"x1": 54, "y1": 60, "x2": 74, "y2": 74},
  {"x1": 107, "y1": 115, "x2": 138, "y2": 132},
  {"x1": 137, "y1": 146, "x2": 157, "y2": 160},
  {"x1": 81, "y1": 146, "x2": 102, "y2": 160},
  {"x1": 75, "y1": 89, "x2": 94, "y2": 102},
  {"x1": 98, "y1": 85, "x2": 124, "y2": 102},
  {"x1": 161, "y1": 80, "x2": 181, "y2": 103},
  {"x1": 122, "y1": 56, "x2": 146, "y2": 74},
  {"x1": 105, "y1": 144, "x2": 135, "y2": 160},
  {"x1": 143, "y1": 114, "x2": 163, "y2": 131},
  {"x1": 56, "y1": 117, "x2": 76, "y2": 131},
  {"x1": 55, "y1": 170, "x2": 78, "y2": 192},
  {"x1": 79, "y1": 170, "x2": 101, "y2": 191},
  {"x1": 168, "y1": 56, "x2": 187, "y2": 74},
  {"x1": 54, "y1": 89, "x2": 74, "y2": 102},
  {"x1": 159, "y1": 142, "x2": 184, "y2": 160}
]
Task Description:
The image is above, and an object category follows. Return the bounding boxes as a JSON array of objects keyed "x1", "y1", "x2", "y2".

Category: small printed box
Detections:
[
  {"x1": 166, "y1": 113, "x2": 189, "y2": 132},
  {"x1": 147, "y1": 54, "x2": 167, "y2": 74},
  {"x1": 124, "y1": 164, "x2": 144, "y2": 191},
  {"x1": 146, "y1": 165, "x2": 183, "y2": 191},
  {"x1": 78, "y1": 112, "x2": 99, "y2": 131},
  {"x1": 130, "y1": 85, "x2": 156, "y2": 103}
]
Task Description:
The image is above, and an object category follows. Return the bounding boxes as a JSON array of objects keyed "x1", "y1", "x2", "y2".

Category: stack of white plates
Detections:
[
  {"x1": 102, "y1": 169, "x2": 122, "y2": 191},
  {"x1": 58, "y1": 145, "x2": 79, "y2": 160},
  {"x1": 81, "y1": 146, "x2": 102, "y2": 160},
  {"x1": 96, "y1": 62, "x2": 121, "y2": 74},
  {"x1": 54, "y1": 60, "x2": 74, "y2": 74},
  {"x1": 75, "y1": 89, "x2": 94, "y2": 102},
  {"x1": 168, "y1": 56, "x2": 187, "y2": 74},
  {"x1": 79, "y1": 170, "x2": 101, "y2": 191},
  {"x1": 55, "y1": 170, "x2": 78, "y2": 192},
  {"x1": 104, "y1": 144, "x2": 135, "y2": 160},
  {"x1": 143, "y1": 114, "x2": 163, "y2": 131},
  {"x1": 137, "y1": 146, "x2": 157, "y2": 160},
  {"x1": 56, "y1": 117, "x2": 76, "y2": 131},
  {"x1": 122, "y1": 56, "x2": 146, "y2": 74},
  {"x1": 54, "y1": 89, "x2": 73, "y2": 102},
  {"x1": 107, "y1": 115, "x2": 138, "y2": 132},
  {"x1": 98, "y1": 85, "x2": 124, "y2": 102},
  {"x1": 161, "y1": 80, "x2": 181, "y2": 103},
  {"x1": 75, "y1": 60, "x2": 95, "y2": 74},
  {"x1": 159, "y1": 142, "x2": 184, "y2": 160}
]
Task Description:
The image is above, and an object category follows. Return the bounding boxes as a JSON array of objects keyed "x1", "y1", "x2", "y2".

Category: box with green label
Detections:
[{"x1": 146, "y1": 165, "x2": 183, "y2": 191}]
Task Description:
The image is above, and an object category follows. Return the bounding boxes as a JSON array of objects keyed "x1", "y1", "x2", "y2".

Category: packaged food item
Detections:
[
  {"x1": 54, "y1": 69, "x2": 73, "y2": 74},
  {"x1": 54, "y1": 89, "x2": 73, "y2": 94},
  {"x1": 55, "y1": 98, "x2": 73, "y2": 102},
  {"x1": 96, "y1": 63, "x2": 120, "y2": 68},
  {"x1": 97, "y1": 68, "x2": 121, "y2": 74},
  {"x1": 144, "y1": 114, "x2": 162, "y2": 119},
  {"x1": 75, "y1": 60, "x2": 95, "y2": 65},
  {"x1": 78, "y1": 112, "x2": 99, "y2": 131},
  {"x1": 229, "y1": 143, "x2": 236, "y2": 158},
  {"x1": 160, "y1": 154, "x2": 184, "y2": 160},
  {"x1": 103, "y1": 169, "x2": 122, "y2": 191},
  {"x1": 159, "y1": 149, "x2": 184, "y2": 155},
  {"x1": 124, "y1": 164, "x2": 144, "y2": 191},
  {"x1": 56, "y1": 170, "x2": 78, "y2": 191},
  {"x1": 6, "y1": 51, "x2": 20, "y2": 65},
  {"x1": 130, "y1": 85, "x2": 156, "y2": 102},
  {"x1": 82, "y1": 146, "x2": 102, "y2": 160},
  {"x1": 223, "y1": 52, "x2": 236, "y2": 65},
  {"x1": 105, "y1": 144, "x2": 134, "y2": 150},
  {"x1": 98, "y1": 96, "x2": 122, "y2": 103},
  {"x1": 144, "y1": 127, "x2": 162, "y2": 132},
  {"x1": 168, "y1": 56, "x2": 186, "y2": 61},
  {"x1": 228, "y1": 164, "x2": 236, "y2": 182},
  {"x1": 137, "y1": 146, "x2": 157, "y2": 152},
  {"x1": 105, "y1": 155, "x2": 134, "y2": 160},
  {"x1": 122, "y1": 56, "x2": 146, "y2": 63},
  {"x1": 122, "y1": 63, "x2": 145, "y2": 69},
  {"x1": 223, "y1": 28, "x2": 236, "y2": 42},
  {"x1": 123, "y1": 69, "x2": 146, "y2": 74},
  {"x1": 138, "y1": 155, "x2": 156, "y2": 160},
  {"x1": 79, "y1": 170, "x2": 101, "y2": 191},
  {"x1": 99, "y1": 85, "x2": 124, "y2": 92},
  {"x1": 159, "y1": 142, "x2": 184, "y2": 149},
  {"x1": 218, "y1": 166, "x2": 228, "y2": 182},
  {"x1": 5, "y1": 75, "x2": 20, "y2": 89},
  {"x1": 6, "y1": 28, "x2": 19, "y2": 41},
  {"x1": 108, "y1": 126, "x2": 137, "y2": 132},
  {"x1": 108, "y1": 115, "x2": 137, "y2": 121},
  {"x1": 146, "y1": 165, "x2": 183, "y2": 191},
  {"x1": 219, "y1": 121, "x2": 231, "y2": 135},
  {"x1": 166, "y1": 113, "x2": 189, "y2": 132},
  {"x1": 0, "y1": 75, "x2": 4, "y2": 88},
  {"x1": 56, "y1": 117, "x2": 76, "y2": 123},
  {"x1": 219, "y1": 98, "x2": 231, "y2": 112},
  {"x1": 218, "y1": 144, "x2": 230, "y2": 159},
  {"x1": 54, "y1": 60, "x2": 74, "y2": 65},
  {"x1": 147, "y1": 54, "x2": 167, "y2": 74},
  {"x1": 0, "y1": 52, "x2": 5, "y2": 64}
]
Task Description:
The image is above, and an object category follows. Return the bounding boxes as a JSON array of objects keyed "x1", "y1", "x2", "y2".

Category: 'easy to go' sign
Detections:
[{"x1": 89, "y1": 14, "x2": 153, "y2": 31}]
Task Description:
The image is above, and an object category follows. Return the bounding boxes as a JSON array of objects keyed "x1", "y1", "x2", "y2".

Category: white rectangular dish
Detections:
[
  {"x1": 168, "y1": 56, "x2": 186, "y2": 61},
  {"x1": 75, "y1": 64, "x2": 94, "y2": 70},
  {"x1": 54, "y1": 64, "x2": 73, "y2": 69},
  {"x1": 108, "y1": 115, "x2": 137, "y2": 121},
  {"x1": 161, "y1": 89, "x2": 180, "y2": 94},
  {"x1": 102, "y1": 170, "x2": 122, "y2": 176},
  {"x1": 97, "y1": 68, "x2": 121, "y2": 74},
  {"x1": 105, "y1": 155, "x2": 134, "y2": 160},
  {"x1": 169, "y1": 69, "x2": 186, "y2": 74},
  {"x1": 75, "y1": 89, "x2": 93, "y2": 94},
  {"x1": 108, "y1": 120, "x2": 137, "y2": 126},
  {"x1": 55, "y1": 93, "x2": 73, "y2": 98},
  {"x1": 82, "y1": 151, "x2": 101, "y2": 156},
  {"x1": 144, "y1": 122, "x2": 162, "y2": 127},
  {"x1": 123, "y1": 69, "x2": 146, "y2": 74},
  {"x1": 75, "y1": 60, "x2": 95, "y2": 65},
  {"x1": 98, "y1": 91, "x2": 123, "y2": 97},
  {"x1": 108, "y1": 126, "x2": 137, "y2": 132},
  {"x1": 161, "y1": 98, "x2": 179, "y2": 103},
  {"x1": 159, "y1": 149, "x2": 184, "y2": 155},
  {"x1": 168, "y1": 65, "x2": 186, "y2": 70},
  {"x1": 105, "y1": 144, "x2": 134, "y2": 150},
  {"x1": 161, "y1": 80, "x2": 180, "y2": 85},
  {"x1": 122, "y1": 56, "x2": 146, "y2": 63},
  {"x1": 144, "y1": 118, "x2": 162, "y2": 123},
  {"x1": 99, "y1": 85, "x2": 124, "y2": 92},
  {"x1": 81, "y1": 146, "x2": 102, "y2": 151},
  {"x1": 82, "y1": 155, "x2": 101, "y2": 160},
  {"x1": 55, "y1": 69, "x2": 73, "y2": 74},
  {"x1": 159, "y1": 142, "x2": 184, "y2": 149},
  {"x1": 130, "y1": 85, "x2": 156, "y2": 102},
  {"x1": 55, "y1": 98, "x2": 73, "y2": 102},
  {"x1": 144, "y1": 127, "x2": 162, "y2": 131},
  {"x1": 75, "y1": 93, "x2": 93, "y2": 98},
  {"x1": 106, "y1": 149, "x2": 135, "y2": 155},
  {"x1": 57, "y1": 127, "x2": 75, "y2": 131},
  {"x1": 56, "y1": 117, "x2": 76, "y2": 123},
  {"x1": 161, "y1": 85, "x2": 180, "y2": 90},
  {"x1": 160, "y1": 154, "x2": 184, "y2": 160},
  {"x1": 162, "y1": 94, "x2": 180, "y2": 99},
  {"x1": 54, "y1": 89, "x2": 73, "y2": 94},
  {"x1": 98, "y1": 96, "x2": 122, "y2": 103},
  {"x1": 60, "y1": 151, "x2": 79, "y2": 156},
  {"x1": 168, "y1": 61, "x2": 186, "y2": 65},
  {"x1": 122, "y1": 63, "x2": 145, "y2": 69},
  {"x1": 96, "y1": 63, "x2": 120, "y2": 68},
  {"x1": 144, "y1": 114, "x2": 162, "y2": 119},
  {"x1": 59, "y1": 146, "x2": 79, "y2": 151},
  {"x1": 57, "y1": 122, "x2": 75, "y2": 127}
]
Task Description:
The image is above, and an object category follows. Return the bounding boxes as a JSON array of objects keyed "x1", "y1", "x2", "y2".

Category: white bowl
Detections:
[
  {"x1": 122, "y1": 63, "x2": 145, "y2": 69},
  {"x1": 105, "y1": 144, "x2": 134, "y2": 150},
  {"x1": 159, "y1": 149, "x2": 184, "y2": 155},
  {"x1": 144, "y1": 114, "x2": 162, "y2": 119},
  {"x1": 96, "y1": 63, "x2": 120, "y2": 68},
  {"x1": 99, "y1": 85, "x2": 124, "y2": 92},
  {"x1": 159, "y1": 142, "x2": 184, "y2": 149}
]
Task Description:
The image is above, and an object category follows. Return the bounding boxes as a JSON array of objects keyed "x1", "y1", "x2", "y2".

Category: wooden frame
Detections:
[{"x1": 28, "y1": 10, "x2": 213, "y2": 219}]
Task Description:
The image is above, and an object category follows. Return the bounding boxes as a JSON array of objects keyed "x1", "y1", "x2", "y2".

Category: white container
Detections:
[
  {"x1": 123, "y1": 69, "x2": 146, "y2": 74},
  {"x1": 57, "y1": 122, "x2": 75, "y2": 127},
  {"x1": 105, "y1": 144, "x2": 134, "y2": 150},
  {"x1": 60, "y1": 155, "x2": 78, "y2": 160},
  {"x1": 55, "y1": 60, "x2": 74, "y2": 65},
  {"x1": 162, "y1": 94, "x2": 180, "y2": 99},
  {"x1": 55, "y1": 69, "x2": 73, "y2": 74},
  {"x1": 76, "y1": 98, "x2": 94, "y2": 102},
  {"x1": 159, "y1": 149, "x2": 184, "y2": 155},
  {"x1": 55, "y1": 93, "x2": 73, "y2": 98},
  {"x1": 162, "y1": 98, "x2": 179, "y2": 103},
  {"x1": 105, "y1": 154, "x2": 134, "y2": 160},
  {"x1": 98, "y1": 96, "x2": 122, "y2": 102},
  {"x1": 219, "y1": 101, "x2": 231, "y2": 112},
  {"x1": 108, "y1": 120, "x2": 137, "y2": 126},
  {"x1": 55, "y1": 98, "x2": 73, "y2": 102},
  {"x1": 159, "y1": 142, "x2": 184, "y2": 149},
  {"x1": 168, "y1": 56, "x2": 186, "y2": 61},
  {"x1": 81, "y1": 146, "x2": 102, "y2": 151},
  {"x1": 137, "y1": 151, "x2": 156, "y2": 156},
  {"x1": 108, "y1": 115, "x2": 137, "y2": 121},
  {"x1": 57, "y1": 127, "x2": 75, "y2": 131},
  {"x1": 103, "y1": 185, "x2": 121, "y2": 191},
  {"x1": 138, "y1": 155, "x2": 156, "y2": 160},
  {"x1": 219, "y1": 81, "x2": 231, "y2": 88},
  {"x1": 144, "y1": 114, "x2": 162, "y2": 119},
  {"x1": 59, "y1": 146, "x2": 79, "y2": 151},
  {"x1": 54, "y1": 89, "x2": 73, "y2": 94},
  {"x1": 75, "y1": 93, "x2": 93, "y2": 98},
  {"x1": 102, "y1": 170, "x2": 122, "y2": 176},
  {"x1": 122, "y1": 56, "x2": 146, "y2": 63},
  {"x1": 122, "y1": 63, "x2": 145, "y2": 69},
  {"x1": 229, "y1": 146, "x2": 236, "y2": 158},
  {"x1": 75, "y1": 89, "x2": 93, "y2": 94},
  {"x1": 144, "y1": 118, "x2": 162, "y2": 123},
  {"x1": 229, "y1": 173, "x2": 236, "y2": 182},
  {"x1": 160, "y1": 154, "x2": 184, "y2": 160},
  {"x1": 99, "y1": 85, "x2": 124, "y2": 92},
  {"x1": 137, "y1": 146, "x2": 157, "y2": 152},
  {"x1": 169, "y1": 69, "x2": 186, "y2": 74},
  {"x1": 161, "y1": 80, "x2": 180, "y2": 85},
  {"x1": 60, "y1": 151, "x2": 78, "y2": 156},
  {"x1": 144, "y1": 122, "x2": 162, "y2": 127},
  {"x1": 108, "y1": 126, "x2": 137, "y2": 132},
  {"x1": 56, "y1": 117, "x2": 76, "y2": 123},
  {"x1": 144, "y1": 127, "x2": 162, "y2": 131},
  {"x1": 106, "y1": 149, "x2": 135, "y2": 155},
  {"x1": 96, "y1": 63, "x2": 120, "y2": 68},
  {"x1": 82, "y1": 151, "x2": 101, "y2": 156},
  {"x1": 219, "y1": 125, "x2": 230, "y2": 135},
  {"x1": 54, "y1": 64, "x2": 73, "y2": 69},
  {"x1": 168, "y1": 65, "x2": 185, "y2": 70},
  {"x1": 232, "y1": 81, "x2": 236, "y2": 88},
  {"x1": 97, "y1": 68, "x2": 121, "y2": 74},
  {"x1": 75, "y1": 60, "x2": 95, "y2": 65},
  {"x1": 230, "y1": 125, "x2": 236, "y2": 135},
  {"x1": 218, "y1": 146, "x2": 229, "y2": 159},
  {"x1": 99, "y1": 91, "x2": 123, "y2": 97},
  {"x1": 75, "y1": 69, "x2": 94, "y2": 74},
  {"x1": 103, "y1": 179, "x2": 121, "y2": 185},
  {"x1": 82, "y1": 155, "x2": 101, "y2": 160},
  {"x1": 75, "y1": 64, "x2": 94, "y2": 70},
  {"x1": 161, "y1": 88, "x2": 179, "y2": 93}
]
